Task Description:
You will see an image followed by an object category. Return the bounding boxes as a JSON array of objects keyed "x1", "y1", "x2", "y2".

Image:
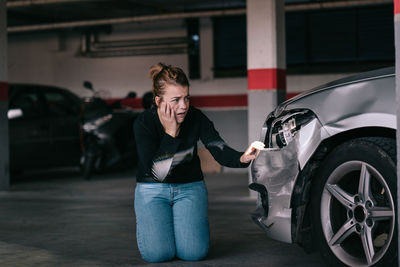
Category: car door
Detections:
[
  {"x1": 8, "y1": 86, "x2": 52, "y2": 171},
  {"x1": 42, "y1": 88, "x2": 82, "y2": 167}
]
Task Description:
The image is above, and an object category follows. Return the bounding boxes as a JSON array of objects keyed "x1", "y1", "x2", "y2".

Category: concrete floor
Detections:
[{"x1": 0, "y1": 169, "x2": 326, "y2": 267}]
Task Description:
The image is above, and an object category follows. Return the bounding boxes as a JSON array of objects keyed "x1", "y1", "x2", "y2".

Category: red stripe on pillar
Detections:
[
  {"x1": 395, "y1": 0, "x2": 400, "y2": 14},
  {"x1": 247, "y1": 68, "x2": 286, "y2": 90},
  {"x1": 0, "y1": 82, "x2": 8, "y2": 101}
]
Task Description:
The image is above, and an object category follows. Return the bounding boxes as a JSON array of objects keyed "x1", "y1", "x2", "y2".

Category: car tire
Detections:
[{"x1": 311, "y1": 137, "x2": 397, "y2": 267}]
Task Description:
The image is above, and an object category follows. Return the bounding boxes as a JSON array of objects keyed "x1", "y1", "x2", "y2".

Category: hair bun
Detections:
[
  {"x1": 149, "y1": 62, "x2": 167, "y2": 81},
  {"x1": 149, "y1": 62, "x2": 189, "y2": 99}
]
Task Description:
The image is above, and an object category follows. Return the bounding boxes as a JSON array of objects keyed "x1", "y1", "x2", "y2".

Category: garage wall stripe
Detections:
[
  {"x1": 0, "y1": 82, "x2": 8, "y2": 101},
  {"x1": 106, "y1": 92, "x2": 300, "y2": 110},
  {"x1": 107, "y1": 94, "x2": 248, "y2": 109},
  {"x1": 247, "y1": 68, "x2": 286, "y2": 90},
  {"x1": 395, "y1": 0, "x2": 400, "y2": 14},
  {"x1": 190, "y1": 94, "x2": 248, "y2": 108}
]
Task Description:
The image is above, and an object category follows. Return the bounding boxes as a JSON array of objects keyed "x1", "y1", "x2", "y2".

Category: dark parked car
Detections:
[
  {"x1": 250, "y1": 67, "x2": 396, "y2": 267},
  {"x1": 8, "y1": 84, "x2": 83, "y2": 173}
]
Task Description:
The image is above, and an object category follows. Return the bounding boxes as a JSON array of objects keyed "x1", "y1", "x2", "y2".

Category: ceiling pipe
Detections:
[
  {"x1": 7, "y1": 0, "x2": 98, "y2": 8},
  {"x1": 286, "y1": 0, "x2": 391, "y2": 11},
  {"x1": 6, "y1": 0, "x2": 391, "y2": 9},
  {"x1": 8, "y1": 9, "x2": 246, "y2": 33},
  {"x1": 7, "y1": 0, "x2": 392, "y2": 33}
]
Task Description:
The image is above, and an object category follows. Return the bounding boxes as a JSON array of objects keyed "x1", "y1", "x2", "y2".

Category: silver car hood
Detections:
[
  {"x1": 276, "y1": 66, "x2": 396, "y2": 134},
  {"x1": 280, "y1": 67, "x2": 395, "y2": 111}
]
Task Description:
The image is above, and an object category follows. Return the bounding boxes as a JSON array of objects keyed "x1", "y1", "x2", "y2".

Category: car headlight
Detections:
[
  {"x1": 82, "y1": 114, "x2": 113, "y2": 132},
  {"x1": 278, "y1": 118, "x2": 296, "y2": 146},
  {"x1": 265, "y1": 109, "x2": 316, "y2": 148}
]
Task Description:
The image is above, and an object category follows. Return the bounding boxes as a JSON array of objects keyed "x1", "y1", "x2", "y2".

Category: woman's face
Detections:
[{"x1": 155, "y1": 84, "x2": 190, "y2": 124}]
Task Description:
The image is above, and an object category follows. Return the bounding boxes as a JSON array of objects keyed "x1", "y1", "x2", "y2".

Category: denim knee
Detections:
[
  {"x1": 177, "y1": 246, "x2": 208, "y2": 261},
  {"x1": 140, "y1": 248, "x2": 175, "y2": 263}
]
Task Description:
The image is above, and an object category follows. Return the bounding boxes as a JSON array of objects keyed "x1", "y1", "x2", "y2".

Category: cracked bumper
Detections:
[{"x1": 250, "y1": 118, "x2": 326, "y2": 243}]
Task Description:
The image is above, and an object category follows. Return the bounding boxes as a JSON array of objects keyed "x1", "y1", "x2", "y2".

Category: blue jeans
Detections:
[{"x1": 134, "y1": 180, "x2": 209, "y2": 263}]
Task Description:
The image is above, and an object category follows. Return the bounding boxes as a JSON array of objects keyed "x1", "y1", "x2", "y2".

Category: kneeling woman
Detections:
[{"x1": 133, "y1": 63, "x2": 263, "y2": 263}]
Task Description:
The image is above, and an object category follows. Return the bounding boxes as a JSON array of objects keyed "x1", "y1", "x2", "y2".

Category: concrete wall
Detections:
[
  {"x1": 8, "y1": 19, "x2": 356, "y2": 172},
  {"x1": 8, "y1": 19, "x2": 355, "y2": 97},
  {"x1": 8, "y1": 20, "x2": 187, "y2": 98}
]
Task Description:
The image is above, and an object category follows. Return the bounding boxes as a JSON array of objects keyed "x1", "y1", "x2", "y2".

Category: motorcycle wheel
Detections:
[
  {"x1": 311, "y1": 137, "x2": 397, "y2": 267},
  {"x1": 81, "y1": 149, "x2": 96, "y2": 180}
]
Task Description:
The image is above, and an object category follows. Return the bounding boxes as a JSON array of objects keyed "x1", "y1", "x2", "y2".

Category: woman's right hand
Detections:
[
  {"x1": 158, "y1": 101, "x2": 179, "y2": 137},
  {"x1": 240, "y1": 141, "x2": 265, "y2": 163}
]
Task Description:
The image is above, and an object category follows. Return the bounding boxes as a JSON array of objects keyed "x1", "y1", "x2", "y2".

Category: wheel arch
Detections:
[{"x1": 290, "y1": 126, "x2": 396, "y2": 251}]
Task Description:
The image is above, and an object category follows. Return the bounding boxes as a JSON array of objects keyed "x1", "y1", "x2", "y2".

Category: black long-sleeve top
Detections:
[{"x1": 133, "y1": 106, "x2": 249, "y2": 183}]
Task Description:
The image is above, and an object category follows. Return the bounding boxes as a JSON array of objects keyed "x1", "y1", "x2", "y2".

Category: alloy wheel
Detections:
[{"x1": 320, "y1": 160, "x2": 395, "y2": 266}]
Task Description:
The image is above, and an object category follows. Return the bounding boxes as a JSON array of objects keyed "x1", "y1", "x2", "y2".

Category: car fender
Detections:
[{"x1": 323, "y1": 112, "x2": 396, "y2": 136}]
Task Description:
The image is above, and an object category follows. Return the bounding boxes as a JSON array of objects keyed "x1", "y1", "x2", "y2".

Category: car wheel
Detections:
[{"x1": 311, "y1": 137, "x2": 397, "y2": 267}]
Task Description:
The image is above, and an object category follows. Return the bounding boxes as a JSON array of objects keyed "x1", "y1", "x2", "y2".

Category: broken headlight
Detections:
[{"x1": 265, "y1": 109, "x2": 316, "y2": 148}]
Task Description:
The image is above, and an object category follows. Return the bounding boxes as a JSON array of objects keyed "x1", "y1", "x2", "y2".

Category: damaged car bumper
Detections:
[{"x1": 250, "y1": 109, "x2": 329, "y2": 243}]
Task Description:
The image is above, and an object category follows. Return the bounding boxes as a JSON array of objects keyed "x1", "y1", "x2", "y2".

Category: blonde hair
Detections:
[{"x1": 149, "y1": 63, "x2": 189, "y2": 100}]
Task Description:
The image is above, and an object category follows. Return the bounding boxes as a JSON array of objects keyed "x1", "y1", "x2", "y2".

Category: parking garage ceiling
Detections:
[{"x1": 6, "y1": 0, "x2": 392, "y2": 33}]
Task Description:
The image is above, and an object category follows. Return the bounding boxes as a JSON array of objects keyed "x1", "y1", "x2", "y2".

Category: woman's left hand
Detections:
[{"x1": 240, "y1": 141, "x2": 265, "y2": 164}]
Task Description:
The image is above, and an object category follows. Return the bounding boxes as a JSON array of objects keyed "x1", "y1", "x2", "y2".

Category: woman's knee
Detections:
[
  {"x1": 177, "y1": 246, "x2": 209, "y2": 261},
  {"x1": 136, "y1": 228, "x2": 176, "y2": 263},
  {"x1": 140, "y1": 248, "x2": 176, "y2": 263}
]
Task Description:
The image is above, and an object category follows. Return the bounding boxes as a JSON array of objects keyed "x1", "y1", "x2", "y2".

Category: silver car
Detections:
[{"x1": 250, "y1": 67, "x2": 396, "y2": 267}]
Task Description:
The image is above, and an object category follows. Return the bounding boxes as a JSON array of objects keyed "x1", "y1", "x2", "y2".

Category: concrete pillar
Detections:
[
  {"x1": 0, "y1": 0, "x2": 9, "y2": 190},
  {"x1": 395, "y1": 0, "x2": 400, "y2": 263},
  {"x1": 247, "y1": 0, "x2": 286, "y2": 189}
]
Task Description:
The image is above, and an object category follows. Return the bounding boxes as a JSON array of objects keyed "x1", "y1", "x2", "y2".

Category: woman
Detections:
[{"x1": 133, "y1": 63, "x2": 264, "y2": 263}]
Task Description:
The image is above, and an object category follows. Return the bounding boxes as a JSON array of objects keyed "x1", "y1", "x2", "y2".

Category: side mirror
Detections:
[{"x1": 8, "y1": 108, "x2": 23, "y2": 119}]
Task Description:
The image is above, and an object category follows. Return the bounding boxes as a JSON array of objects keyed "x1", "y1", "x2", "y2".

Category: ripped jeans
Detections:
[{"x1": 134, "y1": 181, "x2": 209, "y2": 263}]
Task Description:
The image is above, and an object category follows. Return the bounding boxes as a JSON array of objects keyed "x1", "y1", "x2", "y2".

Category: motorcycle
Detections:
[{"x1": 80, "y1": 81, "x2": 138, "y2": 179}]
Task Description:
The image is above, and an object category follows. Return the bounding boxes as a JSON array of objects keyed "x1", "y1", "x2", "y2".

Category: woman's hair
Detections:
[{"x1": 149, "y1": 62, "x2": 189, "y2": 99}]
